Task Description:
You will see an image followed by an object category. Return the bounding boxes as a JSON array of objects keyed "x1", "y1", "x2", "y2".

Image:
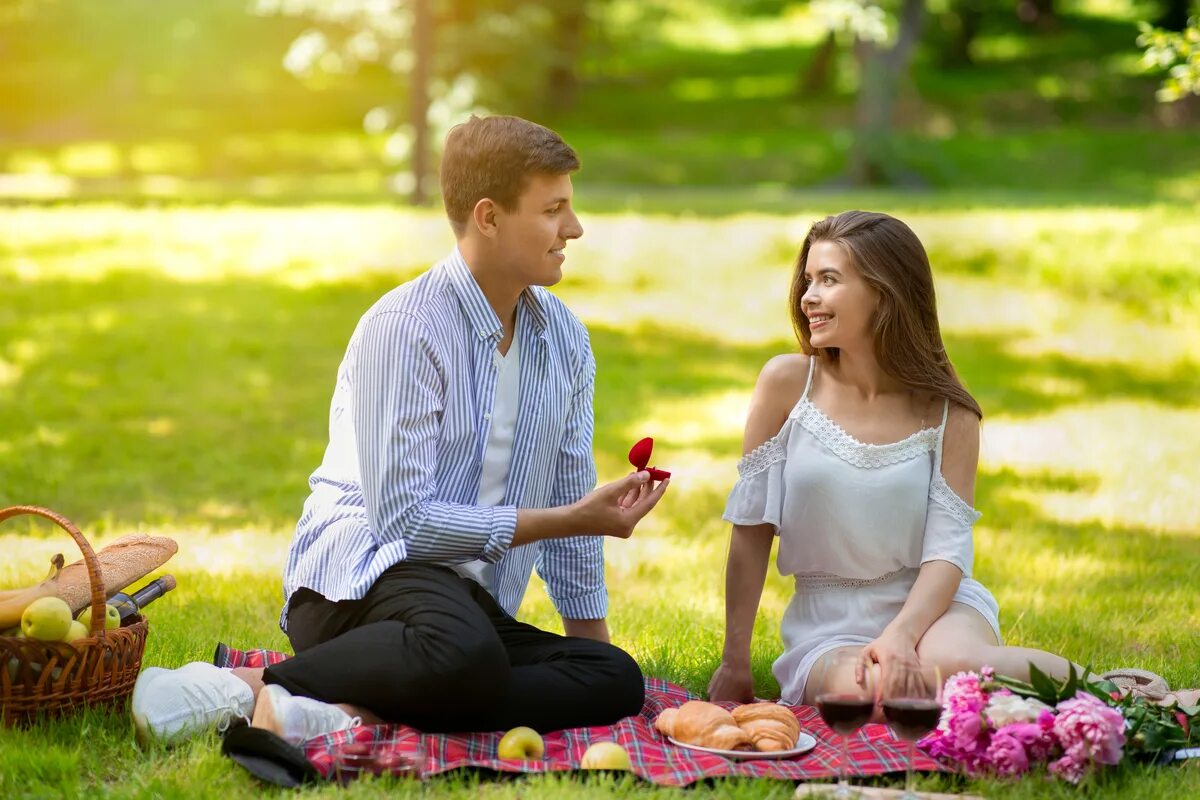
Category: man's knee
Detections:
[
  {"x1": 595, "y1": 644, "x2": 645, "y2": 717},
  {"x1": 434, "y1": 637, "x2": 510, "y2": 704}
]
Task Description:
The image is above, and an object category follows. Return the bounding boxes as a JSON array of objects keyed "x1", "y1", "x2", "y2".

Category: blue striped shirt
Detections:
[{"x1": 281, "y1": 249, "x2": 605, "y2": 628}]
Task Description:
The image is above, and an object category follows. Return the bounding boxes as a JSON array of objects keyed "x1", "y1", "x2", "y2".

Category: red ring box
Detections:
[{"x1": 628, "y1": 437, "x2": 671, "y2": 480}]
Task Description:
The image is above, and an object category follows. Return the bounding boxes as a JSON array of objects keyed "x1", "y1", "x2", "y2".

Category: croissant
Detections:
[
  {"x1": 731, "y1": 703, "x2": 802, "y2": 752},
  {"x1": 655, "y1": 701, "x2": 751, "y2": 751}
]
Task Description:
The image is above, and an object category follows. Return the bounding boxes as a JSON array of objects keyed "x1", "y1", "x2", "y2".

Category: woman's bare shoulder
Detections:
[
  {"x1": 756, "y1": 353, "x2": 810, "y2": 405},
  {"x1": 742, "y1": 353, "x2": 811, "y2": 453}
]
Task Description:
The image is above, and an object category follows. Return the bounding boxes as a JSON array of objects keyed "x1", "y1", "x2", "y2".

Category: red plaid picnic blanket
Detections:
[{"x1": 218, "y1": 645, "x2": 943, "y2": 786}]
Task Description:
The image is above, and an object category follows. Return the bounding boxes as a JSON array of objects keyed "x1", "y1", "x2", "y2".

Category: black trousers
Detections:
[{"x1": 263, "y1": 562, "x2": 645, "y2": 733}]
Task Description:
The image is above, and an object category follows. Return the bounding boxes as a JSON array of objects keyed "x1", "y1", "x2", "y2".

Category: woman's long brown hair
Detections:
[{"x1": 788, "y1": 210, "x2": 983, "y2": 419}]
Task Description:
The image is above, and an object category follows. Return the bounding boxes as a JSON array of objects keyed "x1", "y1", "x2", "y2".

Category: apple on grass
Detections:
[
  {"x1": 497, "y1": 726, "x2": 545, "y2": 760},
  {"x1": 580, "y1": 741, "x2": 632, "y2": 771}
]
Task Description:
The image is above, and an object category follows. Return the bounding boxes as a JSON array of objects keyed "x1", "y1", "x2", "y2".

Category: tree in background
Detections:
[
  {"x1": 806, "y1": 0, "x2": 925, "y2": 185},
  {"x1": 255, "y1": 0, "x2": 599, "y2": 204},
  {"x1": 1139, "y1": 15, "x2": 1200, "y2": 101}
]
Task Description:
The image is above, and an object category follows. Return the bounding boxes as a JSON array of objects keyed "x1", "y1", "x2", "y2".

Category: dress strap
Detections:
[
  {"x1": 933, "y1": 398, "x2": 950, "y2": 473},
  {"x1": 800, "y1": 355, "x2": 817, "y2": 401}
]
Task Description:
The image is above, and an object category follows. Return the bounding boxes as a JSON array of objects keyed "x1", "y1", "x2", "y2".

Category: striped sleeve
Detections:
[
  {"x1": 537, "y1": 337, "x2": 607, "y2": 619},
  {"x1": 353, "y1": 310, "x2": 517, "y2": 562}
]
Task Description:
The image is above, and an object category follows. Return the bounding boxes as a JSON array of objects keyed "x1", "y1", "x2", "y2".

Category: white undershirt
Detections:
[{"x1": 451, "y1": 325, "x2": 521, "y2": 591}]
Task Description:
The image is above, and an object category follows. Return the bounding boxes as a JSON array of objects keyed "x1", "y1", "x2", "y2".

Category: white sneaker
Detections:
[
  {"x1": 251, "y1": 684, "x2": 360, "y2": 744},
  {"x1": 131, "y1": 662, "x2": 255, "y2": 744}
]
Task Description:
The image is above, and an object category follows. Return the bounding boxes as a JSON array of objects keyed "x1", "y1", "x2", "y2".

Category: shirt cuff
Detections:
[
  {"x1": 480, "y1": 505, "x2": 518, "y2": 563},
  {"x1": 552, "y1": 584, "x2": 609, "y2": 620}
]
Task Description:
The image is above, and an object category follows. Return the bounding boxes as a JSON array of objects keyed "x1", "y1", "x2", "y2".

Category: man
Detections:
[{"x1": 132, "y1": 115, "x2": 669, "y2": 744}]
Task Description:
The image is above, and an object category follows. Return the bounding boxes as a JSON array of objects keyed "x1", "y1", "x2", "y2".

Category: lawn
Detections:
[{"x1": 1, "y1": 194, "x2": 1198, "y2": 797}]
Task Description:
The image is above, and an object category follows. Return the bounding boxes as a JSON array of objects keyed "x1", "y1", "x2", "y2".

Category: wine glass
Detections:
[
  {"x1": 881, "y1": 658, "x2": 942, "y2": 800},
  {"x1": 814, "y1": 650, "x2": 876, "y2": 798}
]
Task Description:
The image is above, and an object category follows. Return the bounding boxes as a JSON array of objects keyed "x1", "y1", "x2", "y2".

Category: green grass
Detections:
[{"x1": 1, "y1": 199, "x2": 1198, "y2": 797}]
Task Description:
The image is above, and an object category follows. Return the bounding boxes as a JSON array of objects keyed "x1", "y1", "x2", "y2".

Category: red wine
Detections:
[
  {"x1": 816, "y1": 694, "x2": 874, "y2": 734},
  {"x1": 882, "y1": 698, "x2": 941, "y2": 741}
]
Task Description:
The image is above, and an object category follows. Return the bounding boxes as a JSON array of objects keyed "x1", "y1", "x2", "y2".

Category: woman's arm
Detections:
[
  {"x1": 708, "y1": 522, "x2": 775, "y2": 701},
  {"x1": 707, "y1": 355, "x2": 808, "y2": 702},
  {"x1": 860, "y1": 403, "x2": 980, "y2": 674}
]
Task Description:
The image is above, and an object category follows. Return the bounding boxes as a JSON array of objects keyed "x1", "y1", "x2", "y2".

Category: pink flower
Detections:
[
  {"x1": 922, "y1": 671, "x2": 990, "y2": 773},
  {"x1": 984, "y1": 729, "x2": 1029, "y2": 777},
  {"x1": 1048, "y1": 753, "x2": 1087, "y2": 783},
  {"x1": 1053, "y1": 692, "x2": 1125, "y2": 768},
  {"x1": 997, "y1": 721, "x2": 1054, "y2": 761}
]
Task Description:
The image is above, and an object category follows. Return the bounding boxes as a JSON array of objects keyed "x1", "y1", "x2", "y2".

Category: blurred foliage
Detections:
[
  {"x1": 0, "y1": 0, "x2": 1195, "y2": 194},
  {"x1": 1139, "y1": 15, "x2": 1200, "y2": 100}
]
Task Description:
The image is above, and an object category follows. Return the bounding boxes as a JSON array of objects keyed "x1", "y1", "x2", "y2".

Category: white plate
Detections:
[{"x1": 667, "y1": 732, "x2": 818, "y2": 761}]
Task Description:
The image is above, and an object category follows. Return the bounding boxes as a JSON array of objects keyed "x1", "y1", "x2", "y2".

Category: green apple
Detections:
[
  {"x1": 497, "y1": 726, "x2": 545, "y2": 760},
  {"x1": 20, "y1": 597, "x2": 72, "y2": 642},
  {"x1": 76, "y1": 604, "x2": 120, "y2": 631},
  {"x1": 62, "y1": 619, "x2": 90, "y2": 642},
  {"x1": 580, "y1": 741, "x2": 632, "y2": 771}
]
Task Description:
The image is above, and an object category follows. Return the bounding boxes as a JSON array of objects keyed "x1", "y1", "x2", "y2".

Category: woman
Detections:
[{"x1": 706, "y1": 210, "x2": 1075, "y2": 707}]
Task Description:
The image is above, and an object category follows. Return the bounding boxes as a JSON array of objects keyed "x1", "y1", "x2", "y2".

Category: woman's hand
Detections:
[
  {"x1": 858, "y1": 626, "x2": 919, "y2": 684},
  {"x1": 707, "y1": 661, "x2": 756, "y2": 703}
]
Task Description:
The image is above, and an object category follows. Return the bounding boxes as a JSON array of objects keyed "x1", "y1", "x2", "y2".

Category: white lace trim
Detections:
[
  {"x1": 735, "y1": 435, "x2": 786, "y2": 478},
  {"x1": 794, "y1": 568, "x2": 906, "y2": 592},
  {"x1": 929, "y1": 473, "x2": 983, "y2": 526},
  {"x1": 796, "y1": 401, "x2": 939, "y2": 469}
]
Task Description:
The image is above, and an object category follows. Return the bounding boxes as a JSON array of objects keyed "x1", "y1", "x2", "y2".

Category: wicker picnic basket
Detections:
[{"x1": 0, "y1": 506, "x2": 148, "y2": 726}]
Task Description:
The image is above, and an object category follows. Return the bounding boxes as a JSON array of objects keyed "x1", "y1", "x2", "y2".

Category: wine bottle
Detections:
[{"x1": 107, "y1": 575, "x2": 177, "y2": 625}]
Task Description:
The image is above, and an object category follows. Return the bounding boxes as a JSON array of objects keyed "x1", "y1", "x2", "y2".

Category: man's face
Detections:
[{"x1": 492, "y1": 172, "x2": 583, "y2": 287}]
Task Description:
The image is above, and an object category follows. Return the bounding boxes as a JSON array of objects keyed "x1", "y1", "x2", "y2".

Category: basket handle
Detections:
[{"x1": 0, "y1": 506, "x2": 108, "y2": 636}]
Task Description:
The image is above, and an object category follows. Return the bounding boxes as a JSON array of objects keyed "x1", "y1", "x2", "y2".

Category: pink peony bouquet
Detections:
[{"x1": 921, "y1": 665, "x2": 1197, "y2": 783}]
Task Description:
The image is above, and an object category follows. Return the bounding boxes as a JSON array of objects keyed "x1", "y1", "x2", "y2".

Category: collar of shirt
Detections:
[{"x1": 444, "y1": 247, "x2": 549, "y2": 343}]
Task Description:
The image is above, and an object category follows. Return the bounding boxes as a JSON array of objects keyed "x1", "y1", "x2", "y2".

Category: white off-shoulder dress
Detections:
[{"x1": 723, "y1": 357, "x2": 1002, "y2": 705}]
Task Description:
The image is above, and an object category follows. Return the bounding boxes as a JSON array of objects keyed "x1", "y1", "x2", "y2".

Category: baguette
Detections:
[{"x1": 56, "y1": 534, "x2": 178, "y2": 614}]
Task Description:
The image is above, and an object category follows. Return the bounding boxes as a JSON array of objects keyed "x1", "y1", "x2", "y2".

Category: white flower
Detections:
[{"x1": 984, "y1": 694, "x2": 1051, "y2": 728}]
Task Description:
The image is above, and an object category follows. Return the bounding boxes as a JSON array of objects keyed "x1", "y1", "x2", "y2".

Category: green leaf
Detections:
[
  {"x1": 1063, "y1": 663, "x2": 1080, "y2": 699},
  {"x1": 1140, "y1": 724, "x2": 1170, "y2": 752},
  {"x1": 1028, "y1": 662, "x2": 1059, "y2": 702},
  {"x1": 990, "y1": 674, "x2": 1037, "y2": 696}
]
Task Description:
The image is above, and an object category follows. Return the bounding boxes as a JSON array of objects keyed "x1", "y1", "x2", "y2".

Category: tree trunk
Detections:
[
  {"x1": 848, "y1": 0, "x2": 926, "y2": 186},
  {"x1": 409, "y1": 0, "x2": 433, "y2": 206},
  {"x1": 797, "y1": 32, "x2": 838, "y2": 98},
  {"x1": 547, "y1": 3, "x2": 586, "y2": 110},
  {"x1": 1017, "y1": 0, "x2": 1058, "y2": 31}
]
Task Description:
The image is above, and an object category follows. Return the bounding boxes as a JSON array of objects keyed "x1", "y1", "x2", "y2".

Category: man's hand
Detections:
[
  {"x1": 512, "y1": 471, "x2": 669, "y2": 547},
  {"x1": 707, "y1": 661, "x2": 755, "y2": 703},
  {"x1": 572, "y1": 471, "x2": 669, "y2": 539}
]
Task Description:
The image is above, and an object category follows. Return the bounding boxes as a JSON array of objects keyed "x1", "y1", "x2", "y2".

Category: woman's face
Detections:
[{"x1": 800, "y1": 240, "x2": 879, "y2": 351}]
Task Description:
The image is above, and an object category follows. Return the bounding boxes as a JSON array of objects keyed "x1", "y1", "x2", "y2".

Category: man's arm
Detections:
[
  {"x1": 536, "y1": 340, "x2": 611, "y2": 638},
  {"x1": 356, "y1": 311, "x2": 666, "y2": 573},
  {"x1": 354, "y1": 310, "x2": 516, "y2": 562}
]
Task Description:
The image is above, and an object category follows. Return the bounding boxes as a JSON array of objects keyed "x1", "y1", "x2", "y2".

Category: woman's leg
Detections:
[{"x1": 915, "y1": 602, "x2": 1075, "y2": 681}]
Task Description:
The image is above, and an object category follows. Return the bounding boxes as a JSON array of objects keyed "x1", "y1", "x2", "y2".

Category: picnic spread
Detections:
[{"x1": 217, "y1": 644, "x2": 940, "y2": 786}]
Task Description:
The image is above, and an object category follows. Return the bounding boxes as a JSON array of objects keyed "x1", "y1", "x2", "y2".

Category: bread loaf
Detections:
[{"x1": 55, "y1": 534, "x2": 178, "y2": 613}]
